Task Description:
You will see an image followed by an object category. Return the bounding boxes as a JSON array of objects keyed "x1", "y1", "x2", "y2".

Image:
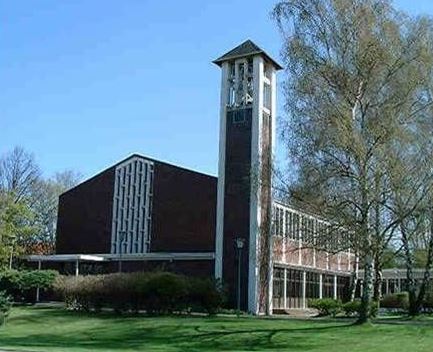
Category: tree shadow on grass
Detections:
[
  {"x1": 374, "y1": 318, "x2": 433, "y2": 326},
  {"x1": 182, "y1": 323, "x2": 354, "y2": 351},
  {"x1": 0, "y1": 328, "x2": 351, "y2": 352},
  {"x1": 0, "y1": 309, "x2": 355, "y2": 352}
]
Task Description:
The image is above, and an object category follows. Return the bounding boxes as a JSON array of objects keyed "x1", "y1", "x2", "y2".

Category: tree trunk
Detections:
[
  {"x1": 406, "y1": 262, "x2": 418, "y2": 316},
  {"x1": 414, "y1": 211, "x2": 433, "y2": 315},
  {"x1": 357, "y1": 166, "x2": 373, "y2": 324},
  {"x1": 400, "y1": 220, "x2": 419, "y2": 316},
  {"x1": 358, "y1": 248, "x2": 374, "y2": 323},
  {"x1": 349, "y1": 253, "x2": 359, "y2": 301},
  {"x1": 373, "y1": 174, "x2": 382, "y2": 303},
  {"x1": 8, "y1": 246, "x2": 13, "y2": 270},
  {"x1": 373, "y1": 254, "x2": 382, "y2": 302}
]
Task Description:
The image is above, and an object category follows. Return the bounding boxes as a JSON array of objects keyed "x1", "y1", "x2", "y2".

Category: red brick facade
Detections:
[
  {"x1": 273, "y1": 238, "x2": 354, "y2": 274},
  {"x1": 56, "y1": 155, "x2": 217, "y2": 256}
]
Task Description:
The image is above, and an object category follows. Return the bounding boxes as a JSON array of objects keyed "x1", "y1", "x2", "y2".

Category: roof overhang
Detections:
[
  {"x1": 213, "y1": 39, "x2": 283, "y2": 70},
  {"x1": 100, "y1": 252, "x2": 215, "y2": 261},
  {"x1": 274, "y1": 262, "x2": 352, "y2": 276},
  {"x1": 359, "y1": 268, "x2": 430, "y2": 279},
  {"x1": 25, "y1": 254, "x2": 106, "y2": 262},
  {"x1": 24, "y1": 252, "x2": 215, "y2": 262}
]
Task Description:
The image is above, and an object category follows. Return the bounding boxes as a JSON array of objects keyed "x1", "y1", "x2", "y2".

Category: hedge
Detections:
[
  {"x1": 309, "y1": 298, "x2": 341, "y2": 317},
  {"x1": 423, "y1": 292, "x2": 433, "y2": 309},
  {"x1": 342, "y1": 299, "x2": 378, "y2": 317},
  {"x1": 342, "y1": 300, "x2": 360, "y2": 316},
  {"x1": 0, "y1": 291, "x2": 12, "y2": 326},
  {"x1": 379, "y1": 292, "x2": 433, "y2": 311},
  {"x1": 380, "y1": 292, "x2": 409, "y2": 310},
  {"x1": 0, "y1": 270, "x2": 58, "y2": 303},
  {"x1": 310, "y1": 298, "x2": 378, "y2": 317},
  {"x1": 53, "y1": 272, "x2": 225, "y2": 316}
]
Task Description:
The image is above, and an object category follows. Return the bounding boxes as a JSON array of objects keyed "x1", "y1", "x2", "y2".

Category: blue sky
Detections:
[{"x1": 1, "y1": 0, "x2": 431, "y2": 179}]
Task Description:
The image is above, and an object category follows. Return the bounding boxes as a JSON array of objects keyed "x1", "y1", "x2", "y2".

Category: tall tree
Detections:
[
  {"x1": 0, "y1": 191, "x2": 35, "y2": 268},
  {"x1": 387, "y1": 134, "x2": 433, "y2": 315},
  {"x1": 0, "y1": 147, "x2": 81, "y2": 256},
  {"x1": 0, "y1": 146, "x2": 40, "y2": 202},
  {"x1": 26, "y1": 170, "x2": 81, "y2": 254},
  {"x1": 273, "y1": 0, "x2": 433, "y2": 323}
]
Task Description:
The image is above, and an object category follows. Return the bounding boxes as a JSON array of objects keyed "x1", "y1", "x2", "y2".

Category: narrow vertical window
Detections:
[
  {"x1": 111, "y1": 158, "x2": 154, "y2": 255},
  {"x1": 263, "y1": 82, "x2": 271, "y2": 110}
]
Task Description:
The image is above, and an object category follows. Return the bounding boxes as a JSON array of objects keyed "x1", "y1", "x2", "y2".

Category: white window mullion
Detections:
[
  {"x1": 137, "y1": 161, "x2": 145, "y2": 254},
  {"x1": 119, "y1": 167, "x2": 126, "y2": 254},
  {"x1": 143, "y1": 162, "x2": 153, "y2": 252},
  {"x1": 111, "y1": 157, "x2": 154, "y2": 255}
]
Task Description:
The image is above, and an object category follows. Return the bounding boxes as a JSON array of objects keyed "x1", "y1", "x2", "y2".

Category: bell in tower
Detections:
[{"x1": 213, "y1": 40, "x2": 282, "y2": 314}]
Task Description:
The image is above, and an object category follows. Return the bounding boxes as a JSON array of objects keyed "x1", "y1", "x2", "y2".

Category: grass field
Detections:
[{"x1": 0, "y1": 306, "x2": 432, "y2": 352}]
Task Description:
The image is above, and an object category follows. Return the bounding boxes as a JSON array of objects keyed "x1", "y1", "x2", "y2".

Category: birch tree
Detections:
[
  {"x1": 273, "y1": 0, "x2": 433, "y2": 323},
  {"x1": 387, "y1": 123, "x2": 433, "y2": 316}
]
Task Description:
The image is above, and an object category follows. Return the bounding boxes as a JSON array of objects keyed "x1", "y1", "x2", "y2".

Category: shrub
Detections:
[
  {"x1": 19, "y1": 270, "x2": 59, "y2": 291},
  {"x1": 53, "y1": 271, "x2": 225, "y2": 316},
  {"x1": 54, "y1": 275, "x2": 105, "y2": 312},
  {"x1": 309, "y1": 298, "x2": 341, "y2": 317},
  {"x1": 102, "y1": 273, "x2": 139, "y2": 313},
  {"x1": 0, "y1": 291, "x2": 12, "y2": 326},
  {"x1": 0, "y1": 270, "x2": 58, "y2": 303},
  {"x1": 0, "y1": 270, "x2": 21, "y2": 300},
  {"x1": 342, "y1": 300, "x2": 361, "y2": 317},
  {"x1": 370, "y1": 301, "x2": 379, "y2": 317},
  {"x1": 187, "y1": 278, "x2": 225, "y2": 315},
  {"x1": 141, "y1": 272, "x2": 188, "y2": 315},
  {"x1": 341, "y1": 299, "x2": 378, "y2": 318},
  {"x1": 380, "y1": 292, "x2": 409, "y2": 310},
  {"x1": 423, "y1": 292, "x2": 433, "y2": 310}
]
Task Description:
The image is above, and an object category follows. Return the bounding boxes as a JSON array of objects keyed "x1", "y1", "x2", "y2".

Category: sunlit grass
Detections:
[{"x1": 0, "y1": 306, "x2": 432, "y2": 351}]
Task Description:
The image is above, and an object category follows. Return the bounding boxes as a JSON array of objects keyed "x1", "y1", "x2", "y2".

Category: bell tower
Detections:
[{"x1": 213, "y1": 40, "x2": 282, "y2": 314}]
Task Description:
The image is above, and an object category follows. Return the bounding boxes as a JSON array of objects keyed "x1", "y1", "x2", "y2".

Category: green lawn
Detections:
[{"x1": 0, "y1": 306, "x2": 432, "y2": 352}]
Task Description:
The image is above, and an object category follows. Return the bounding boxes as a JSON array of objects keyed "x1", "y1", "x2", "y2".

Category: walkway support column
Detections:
[
  {"x1": 333, "y1": 275, "x2": 337, "y2": 300},
  {"x1": 319, "y1": 273, "x2": 323, "y2": 299},
  {"x1": 75, "y1": 259, "x2": 79, "y2": 277},
  {"x1": 283, "y1": 268, "x2": 287, "y2": 309},
  {"x1": 302, "y1": 271, "x2": 307, "y2": 309},
  {"x1": 36, "y1": 260, "x2": 41, "y2": 303}
]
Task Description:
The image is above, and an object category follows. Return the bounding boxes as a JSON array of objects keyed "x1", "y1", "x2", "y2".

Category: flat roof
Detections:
[
  {"x1": 25, "y1": 254, "x2": 106, "y2": 262},
  {"x1": 359, "y1": 268, "x2": 431, "y2": 279},
  {"x1": 24, "y1": 252, "x2": 215, "y2": 262}
]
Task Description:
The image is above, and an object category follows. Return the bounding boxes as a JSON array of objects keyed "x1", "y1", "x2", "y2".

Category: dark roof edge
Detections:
[
  {"x1": 60, "y1": 153, "x2": 217, "y2": 197},
  {"x1": 130, "y1": 153, "x2": 217, "y2": 179},
  {"x1": 213, "y1": 40, "x2": 283, "y2": 70},
  {"x1": 212, "y1": 50, "x2": 262, "y2": 65},
  {"x1": 213, "y1": 53, "x2": 283, "y2": 71}
]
